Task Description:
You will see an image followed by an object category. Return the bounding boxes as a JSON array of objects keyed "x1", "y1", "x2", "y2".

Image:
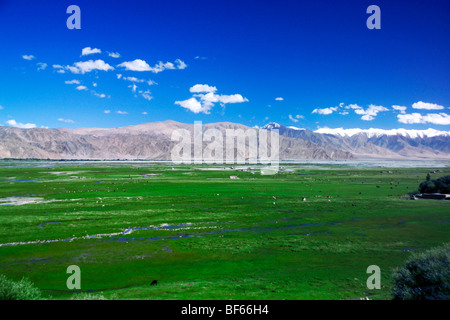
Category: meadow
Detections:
[{"x1": 0, "y1": 161, "x2": 449, "y2": 300}]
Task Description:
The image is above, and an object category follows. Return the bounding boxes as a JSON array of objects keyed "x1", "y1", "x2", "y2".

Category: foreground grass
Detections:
[{"x1": 0, "y1": 161, "x2": 449, "y2": 300}]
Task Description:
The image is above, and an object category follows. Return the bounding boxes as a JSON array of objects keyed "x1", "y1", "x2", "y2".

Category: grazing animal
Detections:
[{"x1": 151, "y1": 280, "x2": 158, "y2": 286}]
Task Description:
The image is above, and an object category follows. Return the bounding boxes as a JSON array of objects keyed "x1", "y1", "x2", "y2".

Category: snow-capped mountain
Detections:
[
  {"x1": 261, "y1": 122, "x2": 282, "y2": 130},
  {"x1": 287, "y1": 126, "x2": 306, "y2": 131},
  {"x1": 314, "y1": 127, "x2": 450, "y2": 139},
  {"x1": 262, "y1": 123, "x2": 450, "y2": 159}
]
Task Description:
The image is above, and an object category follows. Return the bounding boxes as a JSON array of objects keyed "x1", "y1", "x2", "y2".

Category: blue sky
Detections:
[{"x1": 0, "y1": 0, "x2": 449, "y2": 131}]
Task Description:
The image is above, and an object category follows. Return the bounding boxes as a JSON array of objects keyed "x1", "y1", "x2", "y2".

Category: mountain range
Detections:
[{"x1": 0, "y1": 120, "x2": 449, "y2": 160}]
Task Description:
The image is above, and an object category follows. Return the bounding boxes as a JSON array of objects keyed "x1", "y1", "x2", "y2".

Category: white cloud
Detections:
[
  {"x1": 312, "y1": 107, "x2": 338, "y2": 115},
  {"x1": 313, "y1": 103, "x2": 387, "y2": 120},
  {"x1": 123, "y1": 79, "x2": 153, "y2": 100},
  {"x1": 353, "y1": 104, "x2": 388, "y2": 121},
  {"x1": 275, "y1": 97, "x2": 284, "y2": 101},
  {"x1": 117, "y1": 59, "x2": 186, "y2": 73},
  {"x1": 176, "y1": 85, "x2": 248, "y2": 114},
  {"x1": 66, "y1": 66, "x2": 80, "y2": 73},
  {"x1": 58, "y1": 118, "x2": 74, "y2": 123},
  {"x1": 0, "y1": 105, "x2": 3, "y2": 110},
  {"x1": 108, "y1": 52, "x2": 121, "y2": 58},
  {"x1": 142, "y1": 112, "x2": 148, "y2": 115},
  {"x1": 412, "y1": 101, "x2": 445, "y2": 110},
  {"x1": 190, "y1": 84, "x2": 217, "y2": 93},
  {"x1": 128, "y1": 84, "x2": 137, "y2": 93},
  {"x1": 216, "y1": 94, "x2": 248, "y2": 105},
  {"x1": 76, "y1": 85, "x2": 88, "y2": 90},
  {"x1": 397, "y1": 113, "x2": 423, "y2": 124},
  {"x1": 81, "y1": 47, "x2": 102, "y2": 56},
  {"x1": 67, "y1": 60, "x2": 114, "y2": 74},
  {"x1": 159, "y1": 61, "x2": 175, "y2": 70},
  {"x1": 398, "y1": 112, "x2": 450, "y2": 125},
  {"x1": 6, "y1": 119, "x2": 36, "y2": 129},
  {"x1": 93, "y1": 92, "x2": 107, "y2": 98},
  {"x1": 123, "y1": 76, "x2": 145, "y2": 83},
  {"x1": 392, "y1": 105, "x2": 407, "y2": 114},
  {"x1": 175, "y1": 98, "x2": 207, "y2": 114},
  {"x1": 22, "y1": 55, "x2": 35, "y2": 61},
  {"x1": 147, "y1": 61, "x2": 175, "y2": 73},
  {"x1": 116, "y1": 74, "x2": 123, "y2": 79},
  {"x1": 195, "y1": 92, "x2": 218, "y2": 109},
  {"x1": 289, "y1": 114, "x2": 304, "y2": 122},
  {"x1": 65, "y1": 79, "x2": 80, "y2": 85},
  {"x1": 92, "y1": 82, "x2": 98, "y2": 87},
  {"x1": 140, "y1": 90, "x2": 153, "y2": 101},
  {"x1": 116, "y1": 110, "x2": 128, "y2": 115},
  {"x1": 344, "y1": 104, "x2": 362, "y2": 110},
  {"x1": 195, "y1": 92, "x2": 248, "y2": 108},
  {"x1": 53, "y1": 65, "x2": 66, "y2": 73},
  {"x1": 37, "y1": 62, "x2": 47, "y2": 71},
  {"x1": 117, "y1": 59, "x2": 152, "y2": 71},
  {"x1": 361, "y1": 114, "x2": 374, "y2": 121},
  {"x1": 312, "y1": 101, "x2": 446, "y2": 123},
  {"x1": 104, "y1": 110, "x2": 111, "y2": 114},
  {"x1": 289, "y1": 115, "x2": 298, "y2": 123},
  {"x1": 175, "y1": 59, "x2": 187, "y2": 69}
]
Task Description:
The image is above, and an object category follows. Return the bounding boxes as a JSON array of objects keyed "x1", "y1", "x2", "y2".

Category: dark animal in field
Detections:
[{"x1": 151, "y1": 280, "x2": 158, "y2": 286}]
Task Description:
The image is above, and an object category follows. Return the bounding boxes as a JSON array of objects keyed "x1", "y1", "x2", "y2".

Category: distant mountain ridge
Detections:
[
  {"x1": 314, "y1": 127, "x2": 450, "y2": 139},
  {"x1": 0, "y1": 120, "x2": 449, "y2": 160}
]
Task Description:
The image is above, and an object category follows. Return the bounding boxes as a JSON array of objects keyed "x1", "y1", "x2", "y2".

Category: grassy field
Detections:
[{"x1": 0, "y1": 161, "x2": 449, "y2": 300}]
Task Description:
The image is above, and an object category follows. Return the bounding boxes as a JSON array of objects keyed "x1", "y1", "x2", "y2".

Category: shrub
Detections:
[
  {"x1": 419, "y1": 180, "x2": 436, "y2": 193},
  {"x1": 418, "y1": 175, "x2": 450, "y2": 194},
  {"x1": 0, "y1": 275, "x2": 42, "y2": 300},
  {"x1": 392, "y1": 243, "x2": 450, "y2": 300}
]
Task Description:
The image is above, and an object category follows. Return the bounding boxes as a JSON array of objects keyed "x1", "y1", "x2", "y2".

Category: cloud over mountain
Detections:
[
  {"x1": 5, "y1": 119, "x2": 36, "y2": 129},
  {"x1": 398, "y1": 112, "x2": 450, "y2": 125},
  {"x1": 176, "y1": 84, "x2": 248, "y2": 114}
]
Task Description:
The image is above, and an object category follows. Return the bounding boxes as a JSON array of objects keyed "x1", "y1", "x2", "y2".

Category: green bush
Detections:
[
  {"x1": 392, "y1": 243, "x2": 450, "y2": 300},
  {"x1": 0, "y1": 275, "x2": 42, "y2": 300},
  {"x1": 419, "y1": 175, "x2": 450, "y2": 194},
  {"x1": 70, "y1": 292, "x2": 107, "y2": 300}
]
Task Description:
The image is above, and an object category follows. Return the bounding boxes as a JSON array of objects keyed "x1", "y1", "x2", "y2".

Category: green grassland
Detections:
[{"x1": 0, "y1": 161, "x2": 449, "y2": 300}]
